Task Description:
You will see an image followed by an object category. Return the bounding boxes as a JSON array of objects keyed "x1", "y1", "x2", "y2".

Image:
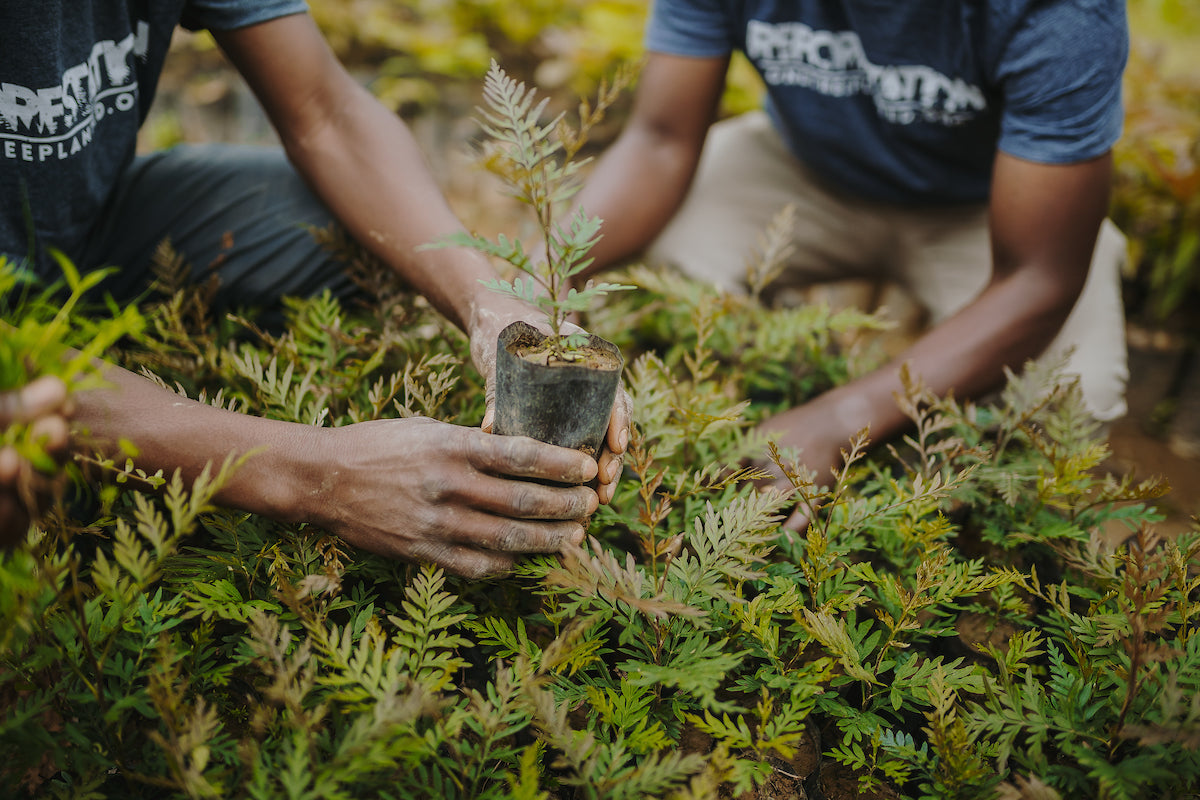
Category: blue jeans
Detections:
[{"x1": 75, "y1": 143, "x2": 357, "y2": 328}]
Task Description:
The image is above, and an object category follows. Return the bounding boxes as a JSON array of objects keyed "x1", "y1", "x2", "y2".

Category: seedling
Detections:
[{"x1": 427, "y1": 60, "x2": 635, "y2": 362}]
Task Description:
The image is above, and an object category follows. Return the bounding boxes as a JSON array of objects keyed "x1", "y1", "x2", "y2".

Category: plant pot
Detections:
[{"x1": 493, "y1": 321, "x2": 623, "y2": 457}]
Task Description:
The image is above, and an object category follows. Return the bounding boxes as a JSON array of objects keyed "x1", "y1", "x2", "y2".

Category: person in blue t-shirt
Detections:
[
  {"x1": 568, "y1": 0, "x2": 1130, "y2": 529},
  {"x1": 0, "y1": 2, "x2": 629, "y2": 573}
]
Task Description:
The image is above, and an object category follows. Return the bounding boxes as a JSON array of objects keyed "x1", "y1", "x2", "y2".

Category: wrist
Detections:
[
  {"x1": 226, "y1": 423, "x2": 333, "y2": 527},
  {"x1": 814, "y1": 375, "x2": 909, "y2": 446},
  {"x1": 818, "y1": 385, "x2": 876, "y2": 436},
  {"x1": 466, "y1": 292, "x2": 542, "y2": 359}
]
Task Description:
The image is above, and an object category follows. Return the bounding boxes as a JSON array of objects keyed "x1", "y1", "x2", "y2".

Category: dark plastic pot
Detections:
[{"x1": 493, "y1": 321, "x2": 623, "y2": 456}]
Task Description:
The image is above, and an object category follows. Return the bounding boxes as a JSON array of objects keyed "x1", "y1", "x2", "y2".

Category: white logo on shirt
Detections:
[
  {"x1": 0, "y1": 22, "x2": 149, "y2": 163},
  {"x1": 746, "y1": 20, "x2": 986, "y2": 125}
]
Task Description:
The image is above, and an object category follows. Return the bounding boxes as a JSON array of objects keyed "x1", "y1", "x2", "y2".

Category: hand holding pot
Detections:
[
  {"x1": 0, "y1": 376, "x2": 73, "y2": 547},
  {"x1": 467, "y1": 301, "x2": 631, "y2": 506},
  {"x1": 307, "y1": 417, "x2": 600, "y2": 579}
]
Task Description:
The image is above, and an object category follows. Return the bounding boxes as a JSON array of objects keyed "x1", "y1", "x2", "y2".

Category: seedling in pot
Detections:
[{"x1": 426, "y1": 61, "x2": 635, "y2": 453}]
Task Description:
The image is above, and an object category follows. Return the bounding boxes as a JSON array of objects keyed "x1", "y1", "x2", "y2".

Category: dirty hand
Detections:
[
  {"x1": 754, "y1": 401, "x2": 851, "y2": 533},
  {"x1": 306, "y1": 417, "x2": 602, "y2": 578},
  {"x1": 467, "y1": 300, "x2": 632, "y2": 506},
  {"x1": 0, "y1": 375, "x2": 73, "y2": 547}
]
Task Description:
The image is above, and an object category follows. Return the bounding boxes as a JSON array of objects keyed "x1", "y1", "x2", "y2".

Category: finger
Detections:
[
  {"x1": 28, "y1": 414, "x2": 71, "y2": 458},
  {"x1": 393, "y1": 537, "x2": 518, "y2": 581},
  {"x1": 337, "y1": 512, "x2": 523, "y2": 579},
  {"x1": 459, "y1": 472, "x2": 598, "y2": 522},
  {"x1": 465, "y1": 430, "x2": 598, "y2": 485},
  {"x1": 596, "y1": 449, "x2": 623, "y2": 505},
  {"x1": 0, "y1": 389, "x2": 21, "y2": 428},
  {"x1": 15, "y1": 376, "x2": 70, "y2": 424},
  {"x1": 23, "y1": 375, "x2": 69, "y2": 414},
  {"x1": 605, "y1": 387, "x2": 632, "y2": 457},
  {"x1": 0, "y1": 376, "x2": 70, "y2": 429},
  {"x1": 0, "y1": 447, "x2": 20, "y2": 485},
  {"x1": 482, "y1": 375, "x2": 496, "y2": 433},
  {"x1": 597, "y1": 475, "x2": 616, "y2": 506},
  {"x1": 438, "y1": 505, "x2": 589, "y2": 554}
]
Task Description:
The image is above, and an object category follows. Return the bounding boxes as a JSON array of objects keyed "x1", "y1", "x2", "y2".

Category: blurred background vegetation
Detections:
[
  {"x1": 1113, "y1": 0, "x2": 1200, "y2": 456},
  {"x1": 141, "y1": 0, "x2": 1200, "y2": 455}
]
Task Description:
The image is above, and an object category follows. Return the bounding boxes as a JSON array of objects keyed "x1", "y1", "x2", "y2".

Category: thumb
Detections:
[{"x1": 481, "y1": 371, "x2": 497, "y2": 433}]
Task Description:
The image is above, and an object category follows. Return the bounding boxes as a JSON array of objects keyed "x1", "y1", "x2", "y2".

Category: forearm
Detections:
[
  {"x1": 571, "y1": 126, "x2": 705, "y2": 276},
  {"x1": 567, "y1": 52, "x2": 726, "y2": 278},
  {"x1": 73, "y1": 363, "x2": 322, "y2": 523},
  {"x1": 280, "y1": 83, "x2": 511, "y2": 332},
  {"x1": 215, "y1": 16, "x2": 523, "y2": 336},
  {"x1": 819, "y1": 266, "x2": 1083, "y2": 445},
  {"x1": 821, "y1": 151, "x2": 1110, "y2": 446}
]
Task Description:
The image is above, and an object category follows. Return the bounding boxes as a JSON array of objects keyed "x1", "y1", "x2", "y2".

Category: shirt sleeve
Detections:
[
  {"x1": 995, "y1": 0, "x2": 1128, "y2": 165},
  {"x1": 180, "y1": 0, "x2": 309, "y2": 32},
  {"x1": 644, "y1": 0, "x2": 735, "y2": 57}
]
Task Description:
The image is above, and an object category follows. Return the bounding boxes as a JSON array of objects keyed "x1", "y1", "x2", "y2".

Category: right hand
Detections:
[
  {"x1": 467, "y1": 299, "x2": 632, "y2": 507},
  {"x1": 0, "y1": 376, "x2": 72, "y2": 547},
  {"x1": 306, "y1": 417, "x2": 601, "y2": 578}
]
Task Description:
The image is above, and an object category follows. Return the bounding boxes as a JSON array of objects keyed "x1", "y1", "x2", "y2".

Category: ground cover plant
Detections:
[{"x1": 4, "y1": 64, "x2": 1200, "y2": 800}]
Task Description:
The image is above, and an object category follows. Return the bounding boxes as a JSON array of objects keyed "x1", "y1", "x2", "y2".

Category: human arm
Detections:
[
  {"x1": 761, "y1": 151, "x2": 1115, "y2": 528},
  {"x1": 212, "y1": 13, "x2": 630, "y2": 499},
  {"x1": 0, "y1": 376, "x2": 71, "y2": 546},
  {"x1": 71, "y1": 364, "x2": 600, "y2": 578},
  {"x1": 569, "y1": 51, "x2": 730, "y2": 278},
  {"x1": 58, "y1": 12, "x2": 622, "y2": 574}
]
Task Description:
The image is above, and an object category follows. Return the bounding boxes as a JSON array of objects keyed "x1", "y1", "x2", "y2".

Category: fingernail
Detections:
[
  {"x1": 606, "y1": 458, "x2": 622, "y2": 483},
  {"x1": 618, "y1": 428, "x2": 629, "y2": 452}
]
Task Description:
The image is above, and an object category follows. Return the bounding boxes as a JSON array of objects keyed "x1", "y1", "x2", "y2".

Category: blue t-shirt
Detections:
[
  {"x1": 0, "y1": 0, "x2": 307, "y2": 267},
  {"x1": 645, "y1": 0, "x2": 1128, "y2": 205}
]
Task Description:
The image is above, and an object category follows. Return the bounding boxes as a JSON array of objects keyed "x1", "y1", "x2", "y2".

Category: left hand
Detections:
[
  {"x1": 0, "y1": 376, "x2": 73, "y2": 546},
  {"x1": 754, "y1": 400, "x2": 855, "y2": 533},
  {"x1": 468, "y1": 300, "x2": 631, "y2": 506}
]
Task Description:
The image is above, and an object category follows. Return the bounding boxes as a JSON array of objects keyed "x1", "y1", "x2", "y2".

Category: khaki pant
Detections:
[{"x1": 647, "y1": 111, "x2": 1130, "y2": 421}]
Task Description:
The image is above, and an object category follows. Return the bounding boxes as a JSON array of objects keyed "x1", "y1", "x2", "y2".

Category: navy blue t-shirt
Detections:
[
  {"x1": 646, "y1": 0, "x2": 1128, "y2": 205},
  {"x1": 0, "y1": 0, "x2": 307, "y2": 266}
]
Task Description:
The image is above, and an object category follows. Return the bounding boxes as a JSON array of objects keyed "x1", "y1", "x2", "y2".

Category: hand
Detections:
[
  {"x1": 0, "y1": 376, "x2": 73, "y2": 547},
  {"x1": 306, "y1": 417, "x2": 602, "y2": 578},
  {"x1": 468, "y1": 300, "x2": 631, "y2": 506},
  {"x1": 754, "y1": 400, "x2": 854, "y2": 533}
]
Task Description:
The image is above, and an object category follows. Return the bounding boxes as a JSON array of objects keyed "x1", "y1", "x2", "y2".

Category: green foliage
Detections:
[
  {"x1": 4, "y1": 71, "x2": 1200, "y2": 800},
  {"x1": 0, "y1": 254, "x2": 147, "y2": 514},
  {"x1": 1111, "y1": 41, "x2": 1200, "y2": 328},
  {"x1": 304, "y1": 0, "x2": 648, "y2": 111}
]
